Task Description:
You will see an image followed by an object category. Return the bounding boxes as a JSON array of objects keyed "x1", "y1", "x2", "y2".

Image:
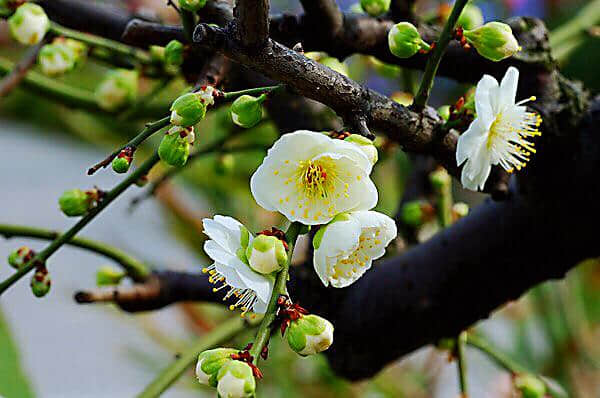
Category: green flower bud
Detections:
[
  {"x1": 514, "y1": 374, "x2": 546, "y2": 398},
  {"x1": 214, "y1": 153, "x2": 235, "y2": 176},
  {"x1": 344, "y1": 134, "x2": 378, "y2": 165},
  {"x1": 320, "y1": 56, "x2": 348, "y2": 77},
  {"x1": 165, "y1": 40, "x2": 184, "y2": 66},
  {"x1": 55, "y1": 38, "x2": 88, "y2": 66},
  {"x1": 158, "y1": 126, "x2": 194, "y2": 167},
  {"x1": 8, "y1": 246, "x2": 35, "y2": 270},
  {"x1": 245, "y1": 234, "x2": 287, "y2": 274},
  {"x1": 437, "y1": 105, "x2": 451, "y2": 121},
  {"x1": 179, "y1": 0, "x2": 207, "y2": 12},
  {"x1": 216, "y1": 360, "x2": 256, "y2": 398},
  {"x1": 96, "y1": 265, "x2": 125, "y2": 286},
  {"x1": 457, "y1": 3, "x2": 484, "y2": 30},
  {"x1": 150, "y1": 46, "x2": 165, "y2": 63},
  {"x1": 195, "y1": 348, "x2": 238, "y2": 386},
  {"x1": 388, "y1": 22, "x2": 431, "y2": 59},
  {"x1": 38, "y1": 43, "x2": 76, "y2": 76},
  {"x1": 8, "y1": 3, "x2": 49, "y2": 46},
  {"x1": 58, "y1": 189, "x2": 96, "y2": 217},
  {"x1": 230, "y1": 94, "x2": 266, "y2": 129},
  {"x1": 95, "y1": 69, "x2": 138, "y2": 111},
  {"x1": 463, "y1": 22, "x2": 520, "y2": 62},
  {"x1": 429, "y1": 168, "x2": 451, "y2": 191},
  {"x1": 111, "y1": 148, "x2": 133, "y2": 174},
  {"x1": 360, "y1": 0, "x2": 390, "y2": 17},
  {"x1": 401, "y1": 201, "x2": 425, "y2": 227},
  {"x1": 287, "y1": 314, "x2": 334, "y2": 356},
  {"x1": 30, "y1": 267, "x2": 51, "y2": 298},
  {"x1": 170, "y1": 93, "x2": 207, "y2": 127}
]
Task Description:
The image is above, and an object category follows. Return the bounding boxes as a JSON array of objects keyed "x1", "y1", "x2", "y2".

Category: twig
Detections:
[
  {"x1": 179, "y1": 9, "x2": 196, "y2": 42},
  {"x1": 0, "y1": 151, "x2": 161, "y2": 296},
  {"x1": 413, "y1": 0, "x2": 469, "y2": 108},
  {"x1": 0, "y1": 37, "x2": 49, "y2": 98},
  {"x1": 136, "y1": 317, "x2": 247, "y2": 398},
  {"x1": 465, "y1": 333, "x2": 526, "y2": 374},
  {"x1": 74, "y1": 276, "x2": 161, "y2": 304},
  {"x1": 299, "y1": 0, "x2": 343, "y2": 35},
  {"x1": 456, "y1": 331, "x2": 468, "y2": 397},
  {"x1": 233, "y1": 0, "x2": 270, "y2": 48},
  {"x1": 0, "y1": 224, "x2": 149, "y2": 281}
]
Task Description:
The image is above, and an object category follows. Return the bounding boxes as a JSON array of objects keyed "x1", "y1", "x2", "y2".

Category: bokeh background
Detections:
[{"x1": 0, "y1": 0, "x2": 599, "y2": 397}]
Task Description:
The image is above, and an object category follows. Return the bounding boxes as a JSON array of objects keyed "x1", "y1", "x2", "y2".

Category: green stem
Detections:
[
  {"x1": 179, "y1": 9, "x2": 196, "y2": 42},
  {"x1": 0, "y1": 151, "x2": 161, "y2": 295},
  {"x1": 456, "y1": 331, "x2": 468, "y2": 397},
  {"x1": 549, "y1": 0, "x2": 600, "y2": 48},
  {"x1": 430, "y1": 168, "x2": 453, "y2": 228},
  {"x1": 466, "y1": 333, "x2": 527, "y2": 374},
  {"x1": 413, "y1": 0, "x2": 469, "y2": 108},
  {"x1": 222, "y1": 85, "x2": 284, "y2": 100},
  {"x1": 49, "y1": 22, "x2": 151, "y2": 64},
  {"x1": 249, "y1": 222, "x2": 303, "y2": 363},
  {"x1": 0, "y1": 224, "x2": 149, "y2": 281},
  {"x1": 136, "y1": 317, "x2": 246, "y2": 398}
]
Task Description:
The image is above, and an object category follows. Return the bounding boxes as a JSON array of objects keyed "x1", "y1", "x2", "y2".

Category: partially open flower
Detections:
[
  {"x1": 245, "y1": 234, "x2": 287, "y2": 274},
  {"x1": 96, "y1": 265, "x2": 125, "y2": 286},
  {"x1": 463, "y1": 22, "x2": 520, "y2": 62},
  {"x1": 8, "y1": 246, "x2": 35, "y2": 270},
  {"x1": 179, "y1": 0, "x2": 207, "y2": 12},
  {"x1": 286, "y1": 314, "x2": 334, "y2": 356},
  {"x1": 343, "y1": 134, "x2": 378, "y2": 165},
  {"x1": 388, "y1": 22, "x2": 431, "y2": 59},
  {"x1": 38, "y1": 43, "x2": 76, "y2": 76},
  {"x1": 456, "y1": 67, "x2": 541, "y2": 191},
  {"x1": 360, "y1": 0, "x2": 390, "y2": 17},
  {"x1": 95, "y1": 69, "x2": 138, "y2": 111},
  {"x1": 216, "y1": 360, "x2": 256, "y2": 398},
  {"x1": 165, "y1": 40, "x2": 184, "y2": 66},
  {"x1": 313, "y1": 211, "x2": 397, "y2": 287},
  {"x1": 30, "y1": 266, "x2": 51, "y2": 298},
  {"x1": 196, "y1": 348, "x2": 238, "y2": 386},
  {"x1": 250, "y1": 131, "x2": 378, "y2": 225},
  {"x1": 230, "y1": 94, "x2": 266, "y2": 129},
  {"x1": 8, "y1": 3, "x2": 49, "y2": 46},
  {"x1": 202, "y1": 215, "x2": 273, "y2": 315},
  {"x1": 158, "y1": 126, "x2": 194, "y2": 167}
]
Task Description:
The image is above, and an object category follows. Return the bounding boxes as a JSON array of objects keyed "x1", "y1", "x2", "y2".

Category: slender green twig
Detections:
[
  {"x1": 136, "y1": 317, "x2": 246, "y2": 398},
  {"x1": 0, "y1": 224, "x2": 149, "y2": 281},
  {"x1": 0, "y1": 151, "x2": 161, "y2": 296},
  {"x1": 456, "y1": 331, "x2": 469, "y2": 397},
  {"x1": 413, "y1": 0, "x2": 469, "y2": 108},
  {"x1": 466, "y1": 333, "x2": 527, "y2": 374},
  {"x1": 249, "y1": 222, "x2": 303, "y2": 363},
  {"x1": 179, "y1": 9, "x2": 196, "y2": 42},
  {"x1": 221, "y1": 85, "x2": 284, "y2": 100},
  {"x1": 430, "y1": 168, "x2": 453, "y2": 228}
]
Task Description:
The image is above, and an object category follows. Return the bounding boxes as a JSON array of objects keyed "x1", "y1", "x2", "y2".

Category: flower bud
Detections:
[
  {"x1": 58, "y1": 189, "x2": 96, "y2": 217},
  {"x1": 30, "y1": 267, "x2": 51, "y2": 298},
  {"x1": 437, "y1": 105, "x2": 451, "y2": 121},
  {"x1": 8, "y1": 3, "x2": 49, "y2": 46},
  {"x1": 388, "y1": 22, "x2": 431, "y2": 59},
  {"x1": 514, "y1": 374, "x2": 546, "y2": 398},
  {"x1": 360, "y1": 0, "x2": 390, "y2": 17},
  {"x1": 95, "y1": 69, "x2": 138, "y2": 111},
  {"x1": 245, "y1": 234, "x2": 287, "y2": 274},
  {"x1": 463, "y1": 22, "x2": 520, "y2": 62},
  {"x1": 158, "y1": 126, "x2": 194, "y2": 167},
  {"x1": 112, "y1": 148, "x2": 134, "y2": 174},
  {"x1": 320, "y1": 57, "x2": 348, "y2": 77},
  {"x1": 150, "y1": 45, "x2": 165, "y2": 63},
  {"x1": 429, "y1": 168, "x2": 451, "y2": 191},
  {"x1": 179, "y1": 0, "x2": 207, "y2": 12},
  {"x1": 96, "y1": 265, "x2": 125, "y2": 286},
  {"x1": 400, "y1": 201, "x2": 425, "y2": 227},
  {"x1": 8, "y1": 246, "x2": 35, "y2": 270},
  {"x1": 165, "y1": 40, "x2": 184, "y2": 66},
  {"x1": 38, "y1": 43, "x2": 76, "y2": 76},
  {"x1": 216, "y1": 360, "x2": 256, "y2": 398},
  {"x1": 170, "y1": 93, "x2": 207, "y2": 127},
  {"x1": 196, "y1": 348, "x2": 238, "y2": 386},
  {"x1": 57, "y1": 38, "x2": 88, "y2": 66},
  {"x1": 286, "y1": 314, "x2": 334, "y2": 356},
  {"x1": 456, "y1": 3, "x2": 484, "y2": 30},
  {"x1": 344, "y1": 134, "x2": 378, "y2": 165},
  {"x1": 230, "y1": 94, "x2": 266, "y2": 129},
  {"x1": 452, "y1": 202, "x2": 469, "y2": 219}
]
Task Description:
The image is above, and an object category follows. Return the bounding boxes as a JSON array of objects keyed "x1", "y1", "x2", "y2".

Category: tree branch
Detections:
[
  {"x1": 0, "y1": 37, "x2": 48, "y2": 99},
  {"x1": 233, "y1": 0, "x2": 270, "y2": 49},
  {"x1": 299, "y1": 0, "x2": 343, "y2": 37}
]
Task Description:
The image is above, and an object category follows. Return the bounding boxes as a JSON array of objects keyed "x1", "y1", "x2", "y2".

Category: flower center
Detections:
[{"x1": 295, "y1": 159, "x2": 336, "y2": 199}]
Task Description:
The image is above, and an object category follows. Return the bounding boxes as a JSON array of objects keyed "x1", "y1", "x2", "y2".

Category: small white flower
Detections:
[
  {"x1": 202, "y1": 215, "x2": 273, "y2": 314},
  {"x1": 38, "y1": 43, "x2": 75, "y2": 76},
  {"x1": 8, "y1": 3, "x2": 49, "y2": 46},
  {"x1": 313, "y1": 210, "x2": 397, "y2": 287},
  {"x1": 456, "y1": 67, "x2": 542, "y2": 191},
  {"x1": 198, "y1": 85, "x2": 216, "y2": 107},
  {"x1": 250, "y1": 131, "x2": 378, "y2": 225}
]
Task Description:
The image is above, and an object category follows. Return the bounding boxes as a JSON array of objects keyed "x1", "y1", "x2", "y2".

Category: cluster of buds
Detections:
[
  {"x1": 179, "y1": 0, "x2": 207, "y2": 12},
  {"x1": 38, "y1": 37, "x2": 87, "y2": 76},
  {"x1": 245, "y1": 231, "x2": 288, "y2": 275},
  {"x1": 30, "y1": 264, "x2": 51, "y2": 298},
  {"x1": 158, "y1": 125, "x2": 194, "y2": 167},
  {"x1": 458, "y1": 22, "x2": 520, "y2": 62},
  {"x1": 230, "y1": 94, "x2": 266, "y2": 129},
  {"x1": 96, "y1": 265, "x2": 125, "y2": 286},
  {"x1": 8, "y1": 246, "x2": 35, "y2": 269},
  {"x1": 196, "y1": 347, "x2": 258, "y2": 398},
  {"x1": 276, "y1": 296, "x2": 334, "y2": 356},
  {"x1": 360, "y1": 0, "x2": 390, "y2": 17},
  {"x1": 8, "y1": 3, "x2": 49, "y2": 46},
  {"x1": 388, "y1": 22, "x2": 432, "y2": 59},
  {"x1": 95, "y1": 69, "x2": 138, "y2": 111},
  {"x1": 58, "y1": 188, "x2": 103, "y2": 217},
  {"x1": 170, "y1": 86, "x2": 215, "y2": 127},
  {"x1": 111, "y1": 147, "x2": 135, "y2": 174}
]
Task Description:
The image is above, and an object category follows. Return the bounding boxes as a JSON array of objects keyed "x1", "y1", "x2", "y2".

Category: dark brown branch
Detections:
[
  {"x1": 0, "y1": 37, "x2": 48, "y2": 98},
  {"x1": 299, "y1": 0, "x2": 343, "y2": 36},
  {"x1": 390, "y1": 0, "x2": 416, "y2": 22},
  {"x1": 233, "y1": 0, "x2": 270, "y2": 49}
]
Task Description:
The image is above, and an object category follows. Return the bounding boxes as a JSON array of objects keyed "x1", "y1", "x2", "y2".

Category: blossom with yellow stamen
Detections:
[
  {"x1": 202, "y1": 215, "x2": 273, "y2": 315},
  {"x1": 313, "y1": 211, "x2": 397, "y2": 288},
  {"x1": 250, "y1": 131, "x2": 378, "y2": 225},
  {"x1": 456, "y1": 66, "x2": 542, "y2": 191}
]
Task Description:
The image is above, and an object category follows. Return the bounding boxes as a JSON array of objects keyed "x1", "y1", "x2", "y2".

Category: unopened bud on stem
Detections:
[{"x1": 388, "y1": 22, "x2": 431, "y2": 59}]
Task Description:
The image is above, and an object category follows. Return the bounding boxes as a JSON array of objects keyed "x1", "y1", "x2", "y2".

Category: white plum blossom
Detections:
[
  {"x1": 202, "y1": 215, "x2": 273, "y2": 315},
  {"x1": 456, "y1": 66, "x2": 542, "y2": 191},
  {"x1": 313, "y1": 210, "x2": 397, "y2": 288},
  {"x1": 250, "y1": 131, "x2": 378, "y2": 225}
]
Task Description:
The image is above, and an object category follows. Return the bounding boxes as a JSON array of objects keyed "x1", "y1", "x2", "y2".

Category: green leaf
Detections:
[{"x1": 0, "y1": 308, "x2": 35, "y2": 398}]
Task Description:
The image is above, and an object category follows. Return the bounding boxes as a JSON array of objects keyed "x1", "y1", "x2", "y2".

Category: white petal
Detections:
[
  {"x1": 329, "y1": 260, "x2": 372, "y2": 288},
  {"x1": 327, "y1": 138, "x2": 373, "y2": 174},
  {"x1": 475, "y1": 74, "x2": 499, "y2": 127},
  {"x1": 252, "y1": 297, "x2": 268, "y2": 314},
  {"x1": 461, "y1": 156, "x2": 492, "y2": 191},
  {"x1": 498, "y1": 66, "x2": 519, "y2": 111},
  {"x1": 204, "y1": 240, "x2": 238, "y2": 265},
  {"x1": 227, "y1": 256, "x2": 273, "y2": 303},
  {"x1": 456, "y1": 117, "x2": 488, "y2": 166},
  {"x1": 202, "y1": 216, "x2": 243, "y2": 254},
  {"x1": 351, "y1": 210, "x2": 397, "y2": 258},
  {"x1": 214, "y1": 261, "x2": 246, "y2": 288}
]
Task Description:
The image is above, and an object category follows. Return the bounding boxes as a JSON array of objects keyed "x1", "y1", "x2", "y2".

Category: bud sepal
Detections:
[
  {"x1": 245, "y1": 234, "x2": 287, "y2": 275},
  {"x1": 230, "y1": 94, "x2": 266, "y2": 129},
  {"x1": 388, "y1": 22, "x2": 431, "y2": 59},
  {"x1": 158, "y1": 126, "x2": 194, "y2": 167},
  {"x1": 286, "y1": 314, "x2": 334, "y2": 356},
  {"x1": 463, "y1": 22, "x2": 520, "y2": 62}
]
